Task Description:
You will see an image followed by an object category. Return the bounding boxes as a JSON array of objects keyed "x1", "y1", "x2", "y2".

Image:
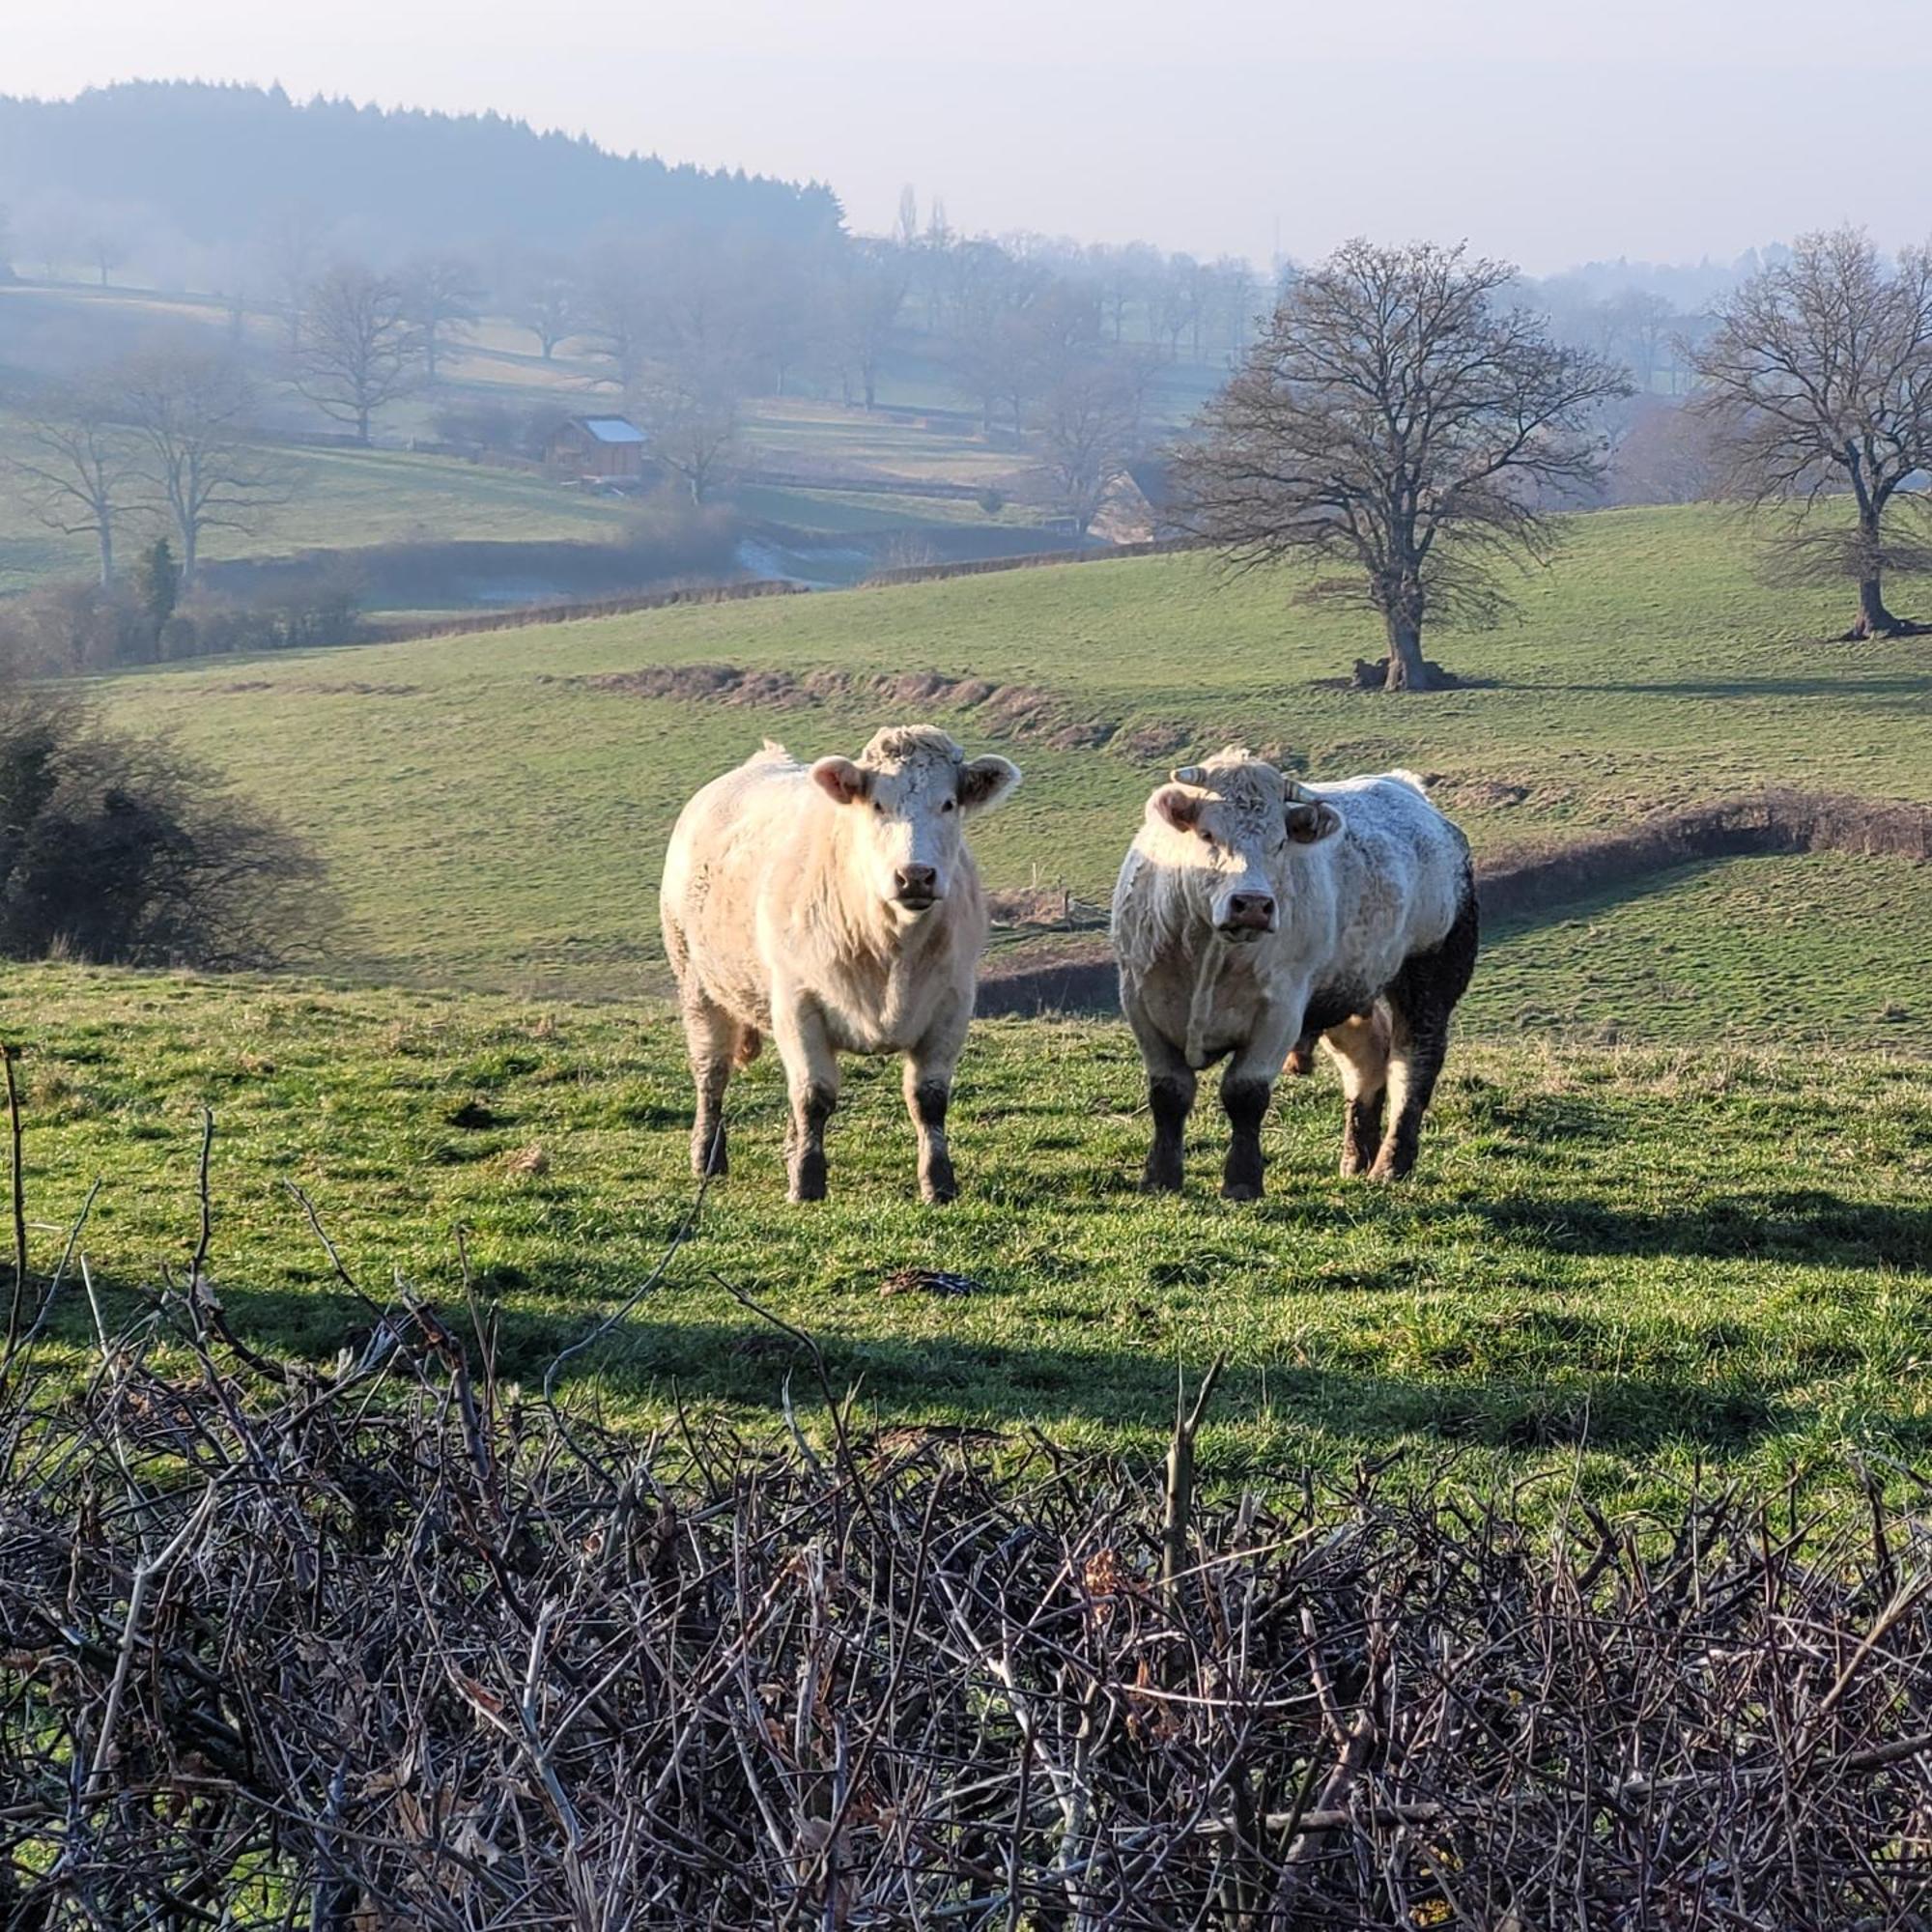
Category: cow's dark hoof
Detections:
[
  {"x1": 1221, "y1": 1179, "x2": 1264, "y2": 1203},
  {"x1": 1141, "y1": 1167, "x2": 1183, "y2": 1195},
  {"x1": 789, "y1": 1153, "x2": 828, "y2": 1203},
  {"x1": 922, "y1": 1174, "x2": 958, "y2": 1206}
]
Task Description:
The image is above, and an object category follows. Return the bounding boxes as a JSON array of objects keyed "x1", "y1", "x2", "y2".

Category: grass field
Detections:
[
  {"x1": 92, "y1": 509, "x2": 1932, "y2": 1014},
  {"x1": 11, "y1": 505, "x2": 1927, "y2": 1510},
  {"x1": 0, "y1": 426, "x2": 640, "y2": 594},
  {"x1": 5, "y1": 961, "x2": 1928, "y2": 1512}
]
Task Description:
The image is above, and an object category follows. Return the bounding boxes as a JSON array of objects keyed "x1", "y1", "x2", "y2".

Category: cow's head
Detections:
[
  {"x1": 1143, "y1": 748, "x2": 1343, "y2": 942},
  {"x1": 811, "y1": 725, "x2": 1021, "y2": 920}
]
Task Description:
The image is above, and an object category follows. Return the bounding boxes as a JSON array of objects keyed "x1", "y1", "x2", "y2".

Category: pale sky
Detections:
[{"x1": 10, "y1": 0, "x2": 1932, "y2": 271}]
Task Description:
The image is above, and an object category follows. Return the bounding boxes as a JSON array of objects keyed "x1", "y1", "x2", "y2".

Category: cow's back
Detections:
[
  {"x1": 661, "y1": 747, "x2": 809, "y2": 1024},
  {"x1": 1306, "y1": 773, "x2": 1471, "y2": 989}
]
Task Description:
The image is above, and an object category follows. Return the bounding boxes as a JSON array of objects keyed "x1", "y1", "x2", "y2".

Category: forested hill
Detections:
[{"x1": 0, "y1": 81, "x2": 842, "y2": 260}]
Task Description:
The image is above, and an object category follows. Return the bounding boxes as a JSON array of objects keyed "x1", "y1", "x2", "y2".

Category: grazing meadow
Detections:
[{"x1": 0, "y1": 509, "x2": 1919, "y2": 1507}]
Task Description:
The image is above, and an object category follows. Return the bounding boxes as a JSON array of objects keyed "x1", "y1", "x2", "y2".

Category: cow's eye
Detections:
[
  {"x1": 941, "y1": 798, "x2": 955, "y2": 813},
  {"x1": 1199, "y1": 830, "x2": 1215, "y2": 848},
  {"x1": 872, "y1": 801, "x2": 885, "y2": 815}
]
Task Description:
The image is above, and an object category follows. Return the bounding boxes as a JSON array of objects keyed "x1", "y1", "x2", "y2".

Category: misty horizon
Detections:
[{"x1": 8, "y1": 0, "x2": 1932, "y2": 275}]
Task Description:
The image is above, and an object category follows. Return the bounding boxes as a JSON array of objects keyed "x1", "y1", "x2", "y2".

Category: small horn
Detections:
[
  {"x1": 1170, "y1": 765, "x2": 1205, "y2": 785},
  {"x1": 1282, "y1": 776, "x2": 1316, "y2": 805}
]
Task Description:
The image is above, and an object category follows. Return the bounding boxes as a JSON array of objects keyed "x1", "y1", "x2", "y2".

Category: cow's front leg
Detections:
[
  {"x1": 1219, "y1": 1014, "x2": 1295, "y2": 1201},
  {"x1": 904, "y1": 1036, "x2": 966, "y2": 1198},
  {"x1": 1126, "y1": 1023, "x2": 1195, "y2": 1194},
  {"x1": 774, "y1": 997, "x2": 840, "y2": 1203}
]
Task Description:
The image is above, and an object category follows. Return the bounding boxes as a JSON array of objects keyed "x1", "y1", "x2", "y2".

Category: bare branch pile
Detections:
[{"x1": 2, "y1": 1276, "x2": 1930, "y2": 1927}]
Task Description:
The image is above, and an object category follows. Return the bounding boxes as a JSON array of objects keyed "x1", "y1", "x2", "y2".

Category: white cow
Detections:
[
  {"x1": 1112, "y1": 747, "x2": 1477, "y2": 1197},
  {"x1": 660, "y1": 726, "x2": 1021, "y2": 1203}
]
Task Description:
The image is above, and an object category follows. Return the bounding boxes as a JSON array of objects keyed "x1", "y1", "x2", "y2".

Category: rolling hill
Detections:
[
  {"x1": 93, "y1": 505, "x2": 1932, "y2": 1037},
  {"x1": 1, "y1": 502, "x2": 1924, "y2": 1505}
]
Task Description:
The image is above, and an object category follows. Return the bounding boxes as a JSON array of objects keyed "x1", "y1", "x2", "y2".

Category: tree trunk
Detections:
[
  {"x1": 1378, "y1": 573, "x2": 1432, "y2": 690},
  {"x1": 97, "y1": 524, "x2": 114, "y2": 587},
  {"x1": 1851, "y1": 571, "x2": 1902, "y2": 639},
  {"x1": 1382, "y1": 614, "x2": 1431, "y2": 691}
]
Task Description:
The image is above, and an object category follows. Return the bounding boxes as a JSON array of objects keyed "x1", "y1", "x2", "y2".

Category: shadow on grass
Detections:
[
  {"x1": 1543, "y1": 675, "x2": 1932, "y2": 703},
  {"x1": 1466, "y1": 1191, "x2": 1932, "y2": 1267},
  {"x1": 39, "y1": 1273, "x2": 1807, "y2": 1463}
]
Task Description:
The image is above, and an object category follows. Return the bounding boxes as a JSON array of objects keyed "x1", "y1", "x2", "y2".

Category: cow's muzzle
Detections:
[
  {"x1": 893, "y1": 864, "x2": 942, "y2": 912},
  {"x1": 1215, "y1": 892, "x2": 1276, "y2": 941}
]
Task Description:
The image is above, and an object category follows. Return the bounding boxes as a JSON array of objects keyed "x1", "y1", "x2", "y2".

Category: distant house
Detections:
[
  {"x1": 546, "y1": 415, "x2": 649, "y2": 482},
  {"x1": 1091, "y1": 461, "x2": 1179, "y2": 545}
]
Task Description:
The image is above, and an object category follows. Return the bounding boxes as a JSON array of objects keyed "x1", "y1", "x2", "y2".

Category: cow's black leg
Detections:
[
  {"x1": 1321, "y1": 1009, "x2": 1391, "y2": 1178},
  {"x1": 1144, "y1": 1067, "x2": 1197, "y2": 1193},
  {"x1": 775, "y1": 1002, "x2": 840, "y2": 1203},
  {"x1": 788, "y1": 1082, "x2": 838, "y2": 1202},
  {"x1": 1371, "y1": 880, "x2": 1477, "y2": 1182},
  {"x1": 679, "y1": 989, "x2": 737, "y2": 1179},
  {"x1": 1220, "y1": 1073, "x2": 1273, "y2": 1201}
]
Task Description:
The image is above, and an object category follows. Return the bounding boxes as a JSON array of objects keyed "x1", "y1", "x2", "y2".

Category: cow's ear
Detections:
[
  {"x1": 1151, "y1": 784, "x2": 1204, "y2": 832},
  {"x1": 957, "y1": 754, "x2": 1020, "y2": 815},
  {"x1": 1286, "y1": 801, "x2": 1344, "y2": 844},
  {"x1": 810, "y1": 756, "x2": 870, "y2": 806}
]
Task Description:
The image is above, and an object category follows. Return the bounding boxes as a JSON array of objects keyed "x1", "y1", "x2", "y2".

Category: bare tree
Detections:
[
  {"x1": 1688, "y1": 226, "x2": 1932, "y2": 639},
  {"x1": 1034, "y1": 354, "x2": 1149, "y2": 535},
  {"x1": 582, "y1": 251, "x2": 651, "y2": 387},
  {"x1": 6, "y1": 380, "x2": 141, "y2": 583},
  {"x1": 629, "y1": 361, "x2": 739, "y2": 502},
  {"x1": 84, "y1": 223, "x2": 128, "y2": 289},
  {"x1": 838, "y1": 243, "x2": 908, "y2": 410},
  {"x1": 294, "y1": 262, "x2": 418, "y2": 443},
  {"x1": 401, "y1": 254, "x2": 482, "y2": 384},
  {"x1": 1605, "y1": 398, "x2": 1717, "y2": 505},
  {"x1": 115, "y1": 350, "x2": 289, "y2": 582},
  {"x1": 258, "y1": 202, "x2": 333, "y2": 351},
  {"x1": 515, "y1": 261, "x2": 578, "y2": 360},
  {"x1": 1174, "y1": 239, "x2": 1629, "y2": 691}
]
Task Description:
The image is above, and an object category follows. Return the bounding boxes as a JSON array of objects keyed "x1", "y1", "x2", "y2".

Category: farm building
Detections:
[
  {"x1": 1092, "y1": 460, "x2": 1179, "y2": 544},
  {"x1": 546, "y1": 415, "x2": 649, "y2": 481}
]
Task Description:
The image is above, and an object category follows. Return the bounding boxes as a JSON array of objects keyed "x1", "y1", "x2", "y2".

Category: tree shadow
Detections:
[
  {"x1": 38, "y1": 1269, "x2": 1804, "y2": 1464},
  {"x1": 1462, "y1": 1189, "x2": 1932, "y2": 1267},
  {"x1": 1542, "y1": 674, "x2": 1932, "y2": 703}
]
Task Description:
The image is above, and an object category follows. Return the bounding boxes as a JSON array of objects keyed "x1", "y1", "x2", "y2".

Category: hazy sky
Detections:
[{"x1": 12, "y1": 0, "x2": 1932, "y2": 271}]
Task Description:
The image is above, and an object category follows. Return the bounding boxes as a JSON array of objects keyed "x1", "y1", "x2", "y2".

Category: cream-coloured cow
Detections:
[
  {"x1": 1112, "y1": 748, "x2": 1477, "y2": 1197},
  {"x1": 660, "y1": 727, "x2": 1020, "y2": 1203}
]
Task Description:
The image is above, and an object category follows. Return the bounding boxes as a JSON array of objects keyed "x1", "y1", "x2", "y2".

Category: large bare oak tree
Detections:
[
  {"x1": 1174, "y1": 240, "x2": 1629, "y2": 690},
  {"x1": 1687, "y1": 227, "x2": 1932, "y2": 639}
]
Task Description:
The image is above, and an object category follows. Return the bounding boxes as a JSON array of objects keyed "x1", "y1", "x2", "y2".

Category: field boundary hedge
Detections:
[{"x1": 3, "y1": 1251, "x2": 1929, "y2": 1929}]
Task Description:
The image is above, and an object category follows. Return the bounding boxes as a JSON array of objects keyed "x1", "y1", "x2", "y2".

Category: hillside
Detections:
[
  {"x1": 0, "y1": 81, "x2": 839, "y2": 259},
  {"x1": 95, "y1": 506, "x2": 1932, "y2": 1040},
  {"x1": 5, "y1": 502, "x2": 1927, "y2": 1505}
]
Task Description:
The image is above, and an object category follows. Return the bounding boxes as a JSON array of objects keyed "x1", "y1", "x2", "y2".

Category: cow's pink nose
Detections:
[
  {"x1": 895, "y1": 865, "x2": 940, "y2": 901},
  {"x1": 1222, "y1": 893, "x2": 1275, "y2": 930}
]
